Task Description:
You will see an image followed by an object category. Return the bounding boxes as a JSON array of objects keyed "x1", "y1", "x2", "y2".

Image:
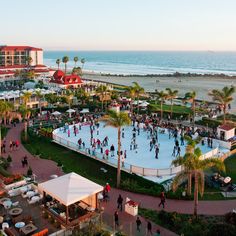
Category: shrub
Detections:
[{"x1": 225, "y1": 212, "x2": 236, "y2": 225}]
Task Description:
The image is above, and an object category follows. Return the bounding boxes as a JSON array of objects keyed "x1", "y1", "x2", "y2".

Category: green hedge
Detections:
[{"x1": 195, "y1": 117, "x2": 222, "y2": 128}]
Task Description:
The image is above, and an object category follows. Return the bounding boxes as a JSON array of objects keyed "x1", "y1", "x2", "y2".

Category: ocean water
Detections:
[{"x1": 44, "y1": 51, "x2": 236, "y2": 75}]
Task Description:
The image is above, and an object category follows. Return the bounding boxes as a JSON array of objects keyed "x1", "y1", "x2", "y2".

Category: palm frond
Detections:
[{"x1": 172, "y1": 170, "x2": 189, "y2": 192}]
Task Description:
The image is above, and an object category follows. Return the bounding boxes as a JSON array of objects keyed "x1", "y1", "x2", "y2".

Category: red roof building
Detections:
[{"x1": 50, "y1": 70, "x2": 83, "y2": 88}]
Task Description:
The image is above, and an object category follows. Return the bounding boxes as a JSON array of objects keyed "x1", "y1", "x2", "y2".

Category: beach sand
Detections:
[{"x1": 83, "y1": 73, "x2": 236, "y2": 109}]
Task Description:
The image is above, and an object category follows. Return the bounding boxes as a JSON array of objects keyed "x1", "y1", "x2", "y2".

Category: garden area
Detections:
[{"x1": 139, "y1": 208, "x2": 236, "y2": 236}]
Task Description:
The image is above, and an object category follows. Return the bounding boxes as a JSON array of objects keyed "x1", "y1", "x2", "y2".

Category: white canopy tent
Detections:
[{"x1": 38, "y1": 172, "x2": 103, "y2": 207}]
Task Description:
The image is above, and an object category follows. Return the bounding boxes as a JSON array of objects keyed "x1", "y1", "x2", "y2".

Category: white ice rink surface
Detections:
[{"x1": 53, "y1": 122, "x2": 228, "y2": 170}]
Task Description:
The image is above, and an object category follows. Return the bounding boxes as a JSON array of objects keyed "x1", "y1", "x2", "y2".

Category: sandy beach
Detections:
[{"x1": 83, "y1": 73, "x2": 236, "y2": 109}]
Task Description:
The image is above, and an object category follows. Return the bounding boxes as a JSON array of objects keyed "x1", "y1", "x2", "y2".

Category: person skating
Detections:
[{"x1": 117, "y1": 194, "x2": 123, "y2": 211}]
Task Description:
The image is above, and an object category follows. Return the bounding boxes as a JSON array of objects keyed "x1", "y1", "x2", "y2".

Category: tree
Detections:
[
  {"x1": 21, "y1": 91, "x2": 32, "y2": 106},
  {"x1": 25, "y1": 56, "x2": 33, "y2": 68},
  {"x1": 208, "y1": 86, "x2": 235, "y2": 124},
  {"x1": 100, "y1": 110, "x2": 131, "y2": 187},
  {"x1": 35, "y1": 90, "x2": 43, "y2": 113},
  {"x1": 132, "y1": 82, "x2": 145, "y2": 114},
  {"x1": 74, "y1": 56, "x2": 79, "y2": 67},
  {"x1": 166, "y1": 88, "x2": 178, "y2": 118},
  {"x1": 0, "y1": 101, "x2": 13, "y2": 157},
  {"x1": 81, "y1": 58, "x2": 86, "y2": 69},
  {"x1": 62, "y1": 56, "x2": 69, "y2": 74},
  {"x1": 72, "y1": 67, "x2": 82, "y2": 76},
  {"x1": 127, "y1": 86, "x2": 136, "y2": 113},
  {"x1": 56, "y1": 59, "x2": 61, "y2": 70},
  {"x1": 155, "y1": 90, "x2": 168, "y2": 120},
  {"x1": 184, "y1": 91, "x2": 197, "y2": 124},
  {"x1": 18, "y1": 104, "x2": 31, "y2": 141},
  {"x1": 96, "y1": 85, "x2": 109, "y2": 112},
  {"x1": 172, "y1": 137, "x2": 225, "y2": 217}
]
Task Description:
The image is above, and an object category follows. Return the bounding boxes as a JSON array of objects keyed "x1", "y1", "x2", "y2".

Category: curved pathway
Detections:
[
  {"x1": 3, "y1": 123, "x2": 236, "y2": 235},
  {"x1": 2, "y1": 123, "x2": 63, "y2": 182}
]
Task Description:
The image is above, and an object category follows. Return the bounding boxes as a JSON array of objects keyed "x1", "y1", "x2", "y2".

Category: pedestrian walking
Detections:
[
  {"x1": 158, "y1": 191, "x2": 166, "y2": 209},
  {"x1": 117, "y1": 194, "x2": 123, "y2": 211},
  {"x1": 147, "y1": 221, "x2": 152, "y2": 236},
  {"x1": 114, "y1": 211, "x2": 119, "y2": 229},
  {"x1": 136, "y1": 216, "x2": 142, "y2": 232}
]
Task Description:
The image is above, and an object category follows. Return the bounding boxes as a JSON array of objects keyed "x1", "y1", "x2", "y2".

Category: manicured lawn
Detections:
[
  {"x1": 23, "y1": 132, "x2": 163, "y2": 195},
  {"x1": 224, "y1": 154, "x2": 236, "y2": 182},
  {"x1": 1, "y1": 126, "x2": 9, "y2": 139},
  {"x1": 148, "y1": 103, "x2": 192, "y2": 114}
]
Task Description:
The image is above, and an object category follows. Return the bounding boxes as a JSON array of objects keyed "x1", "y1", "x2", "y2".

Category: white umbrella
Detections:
[
  {"x1": 52, "y1": 111, "x2": 61, "y2": 116},
  {"x1": 66, "y1": 109, "x2": 76, "y2": 113},
  {"x1": 80, "y1": 108, "x2": 89, "y2": 113}
]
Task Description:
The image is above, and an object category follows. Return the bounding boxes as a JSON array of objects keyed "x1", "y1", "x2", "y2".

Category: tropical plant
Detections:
[
  {"x1": 81, "y1": 58, "x2": 86, "y2": 69},
  {"x1": 56, "y1": 59, "x2": 61, "y2": 70},
  {"x1": 132, "y1": 82, "x2": 145, "y2": 114},
  {"x1": 0, "y1": 101, "x2": 14, "y2": 125},
  {"x1": 21, "y1": 91, "x2": 32, "y2": 106},
  {"x1": 35, "y1": 90, "x2": 43, "y2": 113},
  {"x1": 100, "y1": 110, "x2": 131, "y2": 187},
  {"x1": 72, "y1": 66, "x2": 82, "y2": 76},
  {"x1": 166, "y1": 88, "x2": 178, "y2": 118},
  {"x1": 208, "y1": 86, "x2": 235, "y2": 124},
  {"x1": 62, "y1": 56, "x2": 69, "y2": 74},
  {"x1": 155, "y1": 90, "x2": 168, "y2": 120},
  {"x1": 184, "y1": 91, "x2": 196, "y2": 124},
  {"x1": 172, "y1": 137, "x2": 225, "y2": 217},
  {"x1": 25, "y1": 56, "x2": 33, "y2": 68},
  {"x1": 96, "y1": 85, "x2": 109, "y2": 111},
  {"x1": 18, "y1": 104, "x2": 31, "y2": 141},
  {"x1": 127, "y1": 86, "x2": 136, "y2": 113},
  {"x1": 74, "y1": 56, "x2": 79, "y2": 67}
]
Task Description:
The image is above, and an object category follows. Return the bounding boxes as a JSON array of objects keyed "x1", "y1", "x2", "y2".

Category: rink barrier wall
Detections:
[{"x1": 52, "y1": 126, "x2": 230, "y2": 177}]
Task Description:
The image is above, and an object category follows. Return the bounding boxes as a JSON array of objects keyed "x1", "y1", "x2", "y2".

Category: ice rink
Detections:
[{"x1": 53, "y1": 122, "x2": 227, "y2": 170}]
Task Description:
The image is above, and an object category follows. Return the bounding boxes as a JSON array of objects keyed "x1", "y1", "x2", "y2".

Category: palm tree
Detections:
[
  {"x1": 208, "y1": 86, "x2": 235, "y2": 124},
  {"x1": 62, "y1": 56, "x2": 69, "y2": 74},
  {"x1": 81, "y1": 58, "x2": 86, "y2": 69},
  {"x1": 35, "y1": 90, "x2": 43, "y2": 114},
  {"x1": 184, "y1": 91, "x2": 197, "y2": 124},
  {"x1": 132, "y1": 82, "x2": 145, "y2": 114},
  {"x1": 26, "y1": 56, "x2": 33, "y2": 68},
  {"x1": 127, "y1": 86, "x2": 136, "y2": 114},
  {"x1": 74, "y1": 57, "x2": 79, "y2": 67},
  {"x1": 21, "y1": 91, "x2": 32, "y2": 106},
  {"x1": 56, "y1": 59, "x2": 61, "y2": 70},
  {"x1": 96, "y1": 85, "x2": 108, "y2": 112},
  {"x1": 18, "y1": 104, "x2": 31, "y2": 141},
  {"x1": 155, "y1": 90, "x2": 168, "y2": 120},
  {"x1": 100, "y1": 110, "x2": 131, "y2": 187},
  {"x1": 172, "y1": 137, "x2": 225, "y2": 217},
  {"x1": 166, "y1": 88, "x2": 178, "y2": 118},
  {"x1": 0, "y1": 101, "x2": 14, "y2": 125}
]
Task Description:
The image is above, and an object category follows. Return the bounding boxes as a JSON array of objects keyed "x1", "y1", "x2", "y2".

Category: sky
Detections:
[{"x1": 1, "y1": 0, "x2": 236, "y2": 51}]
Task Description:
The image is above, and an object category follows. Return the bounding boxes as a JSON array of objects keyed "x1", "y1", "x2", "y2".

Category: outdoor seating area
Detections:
[{"x1": 38, "y1": 172, "x2": 103, "y2": 227}]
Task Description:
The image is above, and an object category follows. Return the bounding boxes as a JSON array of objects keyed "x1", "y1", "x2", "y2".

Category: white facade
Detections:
[
  {"x1": 29, "y1": 50, "x2": 43, "y2": 66},
  {"x1": 217, "y1": 126, "x2": 235, "y2": 140}
]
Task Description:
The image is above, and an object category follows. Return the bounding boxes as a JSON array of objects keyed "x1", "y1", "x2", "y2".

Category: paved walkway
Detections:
[
  {"x1": 3, "y1": 123, "x2": 236, "y2": 235},
  {"x1": 2, "y1": 123, "x2": 63, "y2": 182}
]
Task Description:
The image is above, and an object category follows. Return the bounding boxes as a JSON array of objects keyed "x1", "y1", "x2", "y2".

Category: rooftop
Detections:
[{"x1": 0, "y1": 45, "x2": 42, "y2": 51}]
